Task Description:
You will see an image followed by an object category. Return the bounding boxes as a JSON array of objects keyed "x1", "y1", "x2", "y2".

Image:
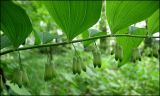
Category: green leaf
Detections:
[
  {"x1": 33, "y1": 31, "x2": 41, "y2": 45},
  {"x1": 38, "y1": 32, "x2": 55, "y2": 44},
  {"x1": 33, "y1": 31, "x2": 55, "y2": 44},
  {"x1": 89, "y1": 29, "x2": 106, "y2": 37},
  {"x1": 0, "y1": 1, "x2": 32, "y2": 48},
  {"x1": 43, "y1": 1, "x2": 102, "y2": 41},
  {"x1": 148, "y1": 9, "x2": 160, "y2": 35},
  {"x1": 82, "y1": 29, "x2": 106, "y2": 47},
  {"x1": 0, "y1": 35, "x2": 12, "y2": 49},
  {"x1": 116, "y1": 27, "x2": 147, "y2": 67},
  {"x1": 106, "y1": 1, "x2": 159, "y2": 33}
]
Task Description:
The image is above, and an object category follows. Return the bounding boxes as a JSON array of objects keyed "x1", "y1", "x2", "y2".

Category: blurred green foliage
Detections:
[
  {"x1": 0, "y1": 1, "x2": 159, "y2": 95},
  {"x1": 1, "y1": 46, "x2": 159, "y2": 95}
]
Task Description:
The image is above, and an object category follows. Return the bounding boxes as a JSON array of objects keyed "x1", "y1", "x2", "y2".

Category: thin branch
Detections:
[{"x1": 0, "y1": 34, "x2": 159, "y2": 55}]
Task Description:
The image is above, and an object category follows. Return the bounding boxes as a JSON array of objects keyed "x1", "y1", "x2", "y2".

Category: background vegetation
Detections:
[{"x1": 0, "y1": 1, "x2": 159, "y2": 95}]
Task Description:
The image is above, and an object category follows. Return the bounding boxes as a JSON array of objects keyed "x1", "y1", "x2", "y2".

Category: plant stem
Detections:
[
  {"x1": 0, "y1": 34, "x2": 159, "y2": 55},
  {"x1": 18, "y1": 51, "x2": 23, "y2": 69}
]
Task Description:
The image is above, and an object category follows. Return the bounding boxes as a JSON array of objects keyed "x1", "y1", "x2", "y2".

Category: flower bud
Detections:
[
  {"x1": 144, "y1": 37, "x2": 152, "y2": 48},
  {"x1": 132, "y1": 48, "x2": 141, "y2": 62},
  {"x1": 97, "y1": 51, "x2": 101, "y2": 68},
  {"x1": 110, "y1": 44, "x2": 116, "y2": 55},
  {"x1": 44, "y1": 63, "x2": 53, "y2": 81},
  {"x1": 73, "y1": 53, "x2": 83, "y2": 75},
  {"x1": 72, "y1": 56, "x2": 77, "y2": 74},
  {"x1": 152, "y1": 42, "x2": 159, "y2": 58},
  {"x1": 92, "y1": 48, "x2": 101, "y2": 68},
  {"x1": 152, "y1": 49, "x2": 158, "y2": 58},
  {"x1": 92, "y1": 50, "x2": 97, "y2": 68},
  {"x1": 115, "y1": 45, "x2": 123, "y2": 62},
  {"x1": 81, "y1": 58, "x2": 86, "y2": 72},
  {"x1": 145, "y1": 47, "x2": 152, "y2": 57},
  {"x1": 76, "y1": 57, "x2": 81, "y2": 75},
  {"x1": 110, "y1": 49, "x2": 114, "y2": 55}
]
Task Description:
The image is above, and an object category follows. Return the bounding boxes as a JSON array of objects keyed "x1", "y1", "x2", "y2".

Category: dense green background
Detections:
[
  {"x1": 0, "y1": 1, "x2": 159, "y2": 95},
  {"x1": 1, "y1": 46, "x2": 159, "y2": 95}
]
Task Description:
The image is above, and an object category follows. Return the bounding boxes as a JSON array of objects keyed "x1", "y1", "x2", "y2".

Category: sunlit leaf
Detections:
[
  {"x1": 43, "y1": 1, "x2": 102, "y2": 41},
  {"x1": 38, "y1": 32, "x2": 55, "y2": 44},
  {"x1": 106, "y1": 1, "x2": 159, "y2": 33},
  {"x1": 116, "y1": 27, "x2": 147, "y2": 67},
  {"x1": 0, "y1": 1, "x2": 32, "y2": 48},
  {"x1": 148, "y1": 9, "x2": 160, "y2": 34},
  {"x1": 34, "y1": 30, "x2": 57, "y2": 44}
]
